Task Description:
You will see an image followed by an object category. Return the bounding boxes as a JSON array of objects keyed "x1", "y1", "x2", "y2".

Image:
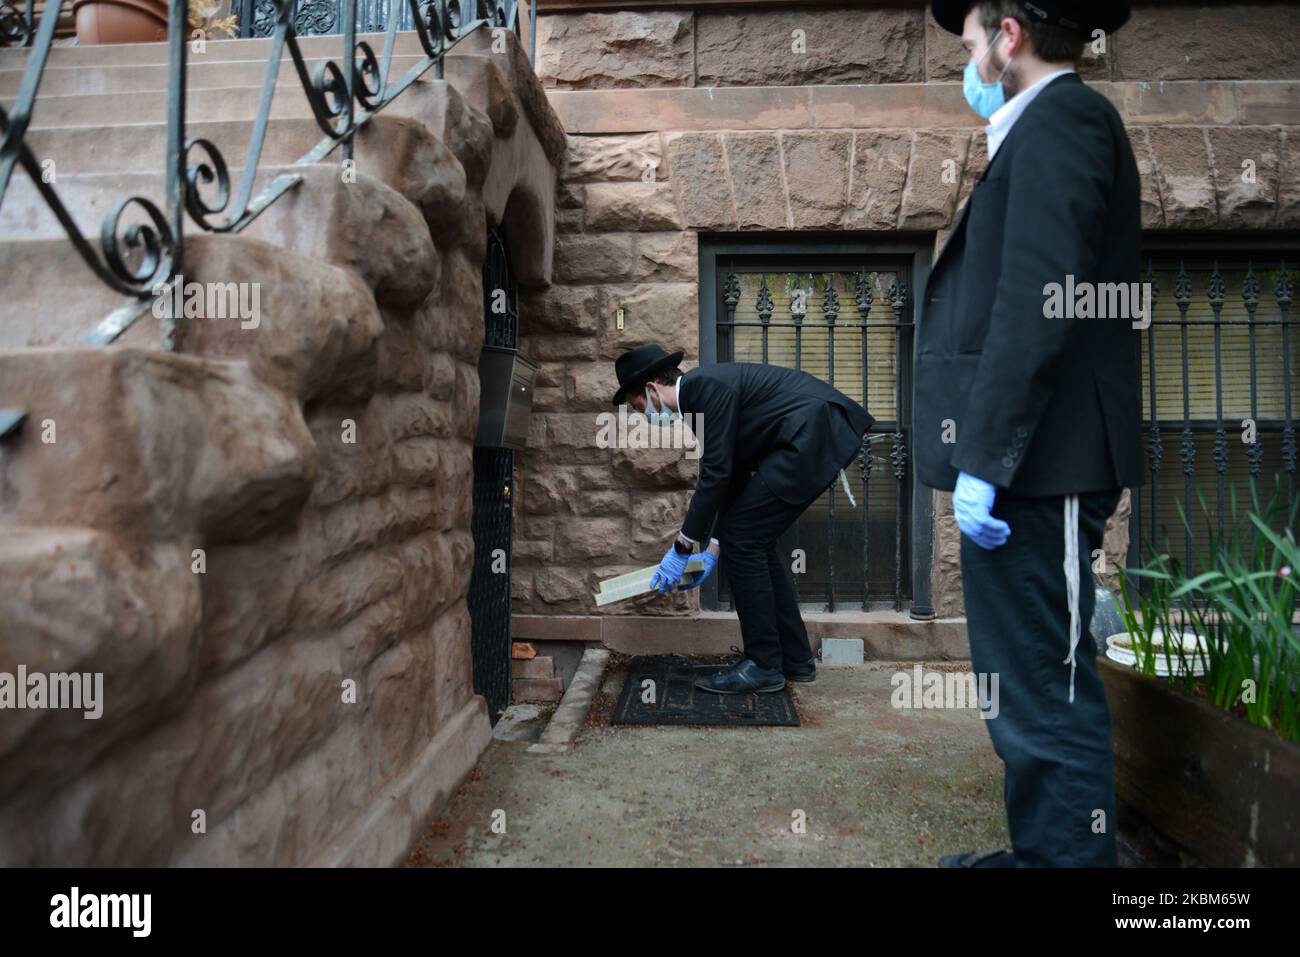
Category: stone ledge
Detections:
[
  {"x1": 549, "y1": 81, "x2": 1300, "y2": 134},
  {"x1": 513, "y1": 612, "x2": 971, "y2": 659}
]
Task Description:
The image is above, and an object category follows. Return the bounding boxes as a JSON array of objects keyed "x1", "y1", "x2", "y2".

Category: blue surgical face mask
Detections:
[
  {"x1": 644, "y1": 385, "x2": 676, "y2": 425},
  {"x1": 963, "y1": 29, "x2": 1012, "y2": 119}
]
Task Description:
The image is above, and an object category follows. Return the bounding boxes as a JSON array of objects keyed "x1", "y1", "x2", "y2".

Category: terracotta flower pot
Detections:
[{"x1": 72, "y1": 0, "x2": 169, "y2": 44}]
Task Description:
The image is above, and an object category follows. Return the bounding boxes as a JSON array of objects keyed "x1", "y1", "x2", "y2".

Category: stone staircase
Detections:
[{"x1": 0, "y1": 27, "x2": 563, "y2": 865}]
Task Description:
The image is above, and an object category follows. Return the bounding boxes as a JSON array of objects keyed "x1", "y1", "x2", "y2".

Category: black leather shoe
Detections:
[
  {"x1": 695, "y1": 658, "x2": 786, "y2": 694},
  {"x1": 784, "y1": 656, "x2": 817, "y2": 682},
  {"x1": 938, "y1": 847, "x2": 1017, "y2": 868},
  {"x1": 727, "y1": 645, "x2": 816, "y2": 683}
]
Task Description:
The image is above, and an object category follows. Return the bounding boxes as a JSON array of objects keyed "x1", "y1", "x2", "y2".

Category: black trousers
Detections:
[
  {"x1": 713, "y1": 471, "x2": 819, "y2": 671},
  {"x1": 960, "y1": 487, "x2": 1123, "y2": 867}
]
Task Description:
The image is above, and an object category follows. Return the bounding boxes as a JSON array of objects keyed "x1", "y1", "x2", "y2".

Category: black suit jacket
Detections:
[
  {"x1": 678, "y1": 362, "x2": 874, "y2": 543},
  {"x1": 915, "y1": 73, "x2": 1144, "y2": 495}
]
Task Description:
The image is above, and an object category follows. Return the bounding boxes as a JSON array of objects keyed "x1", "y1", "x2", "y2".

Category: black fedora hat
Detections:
[
  {"x1": 932, "y1": 0, "x2": 1130, "y2": 37},
  {"x1": 611, "y1": 344, "x2": 684, "y2": 406}
]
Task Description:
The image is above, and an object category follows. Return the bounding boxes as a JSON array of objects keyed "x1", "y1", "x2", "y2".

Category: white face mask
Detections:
[{"x1": 644, "y1": 384, "x2": 675, "y2": 425}]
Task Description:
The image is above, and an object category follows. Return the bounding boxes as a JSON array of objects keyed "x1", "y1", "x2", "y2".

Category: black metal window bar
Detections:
[
  {"x1": 1131, "y1": 251, "x2": 1299, "y2": 576},
  {"x1": 0, "y1": 0, "x2": 525, "y2": 347},
  {"x1": 467, "y1": 224, "x2": 517, "y2": 725},
  {"x1": 713, "y1": 257, "x2": 916, "y2": 612}
]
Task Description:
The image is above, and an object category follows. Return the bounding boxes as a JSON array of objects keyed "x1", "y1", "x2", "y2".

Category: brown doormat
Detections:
[{"x1": 610, "y1": 655, "x2": 800, "y2": 727}]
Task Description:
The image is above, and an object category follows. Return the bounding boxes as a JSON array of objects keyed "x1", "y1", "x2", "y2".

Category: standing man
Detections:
[
  {"x1": 610, "y1": 344, "x2": 874, "y2": 694},
  {"x1": 918, "y1": 0, "x2": 1143, "y2": 867}
]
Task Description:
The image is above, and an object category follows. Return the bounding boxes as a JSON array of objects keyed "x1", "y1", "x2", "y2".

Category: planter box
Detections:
[{"x1": 1100, "y1": 657, "x2": 1300, "y2": 866}]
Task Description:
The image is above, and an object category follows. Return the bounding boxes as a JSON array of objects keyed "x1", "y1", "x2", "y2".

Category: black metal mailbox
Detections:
[{"x1": 474, "y1": 346, "x2": 539, "y2": 450}]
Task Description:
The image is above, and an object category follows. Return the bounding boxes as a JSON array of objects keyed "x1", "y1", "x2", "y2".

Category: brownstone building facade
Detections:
[{"x1": 511, "y1": 0, "x2": 1300, "y2": 654}]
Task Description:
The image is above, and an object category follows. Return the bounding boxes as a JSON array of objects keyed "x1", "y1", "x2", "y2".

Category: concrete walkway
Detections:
[{"x1": 404, "y1": 657, "x2": 1007, "y2": 867}]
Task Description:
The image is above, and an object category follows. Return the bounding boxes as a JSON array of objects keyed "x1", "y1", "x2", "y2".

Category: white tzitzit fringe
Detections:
[
  {"x1": 1062, "y1": 493, "x2": 1081, "y2": 704},
  {"x1": 839, "y1": 468, "x2": 857, "y2": 508}
]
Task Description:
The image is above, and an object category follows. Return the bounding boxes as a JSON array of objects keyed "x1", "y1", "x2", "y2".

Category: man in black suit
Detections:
[
  {"x1": 611, "y1": 344, "x2": 874, "y2": 694},
  {"x1": 920, "y1": 0, "x2": 1143, "y2": 867}
]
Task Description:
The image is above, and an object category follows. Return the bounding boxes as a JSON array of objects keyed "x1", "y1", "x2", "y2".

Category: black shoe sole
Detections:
[
  {"x1": 694, "y1": 678, "x2": 787, "y2": 694},
  {"x1": 785, "y1": 672, "x2": 816, "y2": 683}
]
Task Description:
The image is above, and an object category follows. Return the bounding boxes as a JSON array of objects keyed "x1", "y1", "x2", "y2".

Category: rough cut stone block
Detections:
[
  {"x1": 520, "y1": 283, "x2": 603, "y2": 335},
  {"x1": 724, "y1": 132, "x2": 789, "y2": 229},
  {"x1": 1278, "y1": 130, "x2": 1300, "y2": 228},
  {"x1": 611, "y1": 445, "x2": 698, "y2": 489},
  {"x1": 585, "y1": 181, "x2": 684, "y2": 231},
  {"x1": 783, "y1": 131, "x2": 852, "y2": 229},
  {"x1": 1130, "y1": 127, "x2": 1166, "y2": 229},
  {"x1": 696, "y1": 8, "x2": 925, "y2": 87},
  {"x1": 535, "y1": 566, "x2": 590, "y2": 604},
  {"x1": 524, "y1": 466, "x2": 580, "y2": 515},
  {"x1": 537, "y1": 12, "x2": 695, "y2": 89},
  {"x1": 924, "y1": 18, "x2": 966, "y2": 82},
  {"x1": 664, "y1": 131, "x2": 735, "y2": 228},
  {"x1": 931, "y1": 490, "x2": 963, "y2": 618},
  {"x1": 565, "y1": 132, "x2": 666, "y2": 183},
  {"x1": 845, "y1": 130, "x2": 911, "y2": 229},
  {"x1": 1148, "y1": 127, "x2": 1217, "y2": 229},
  {"x1": 1113, "y1": 4, "x2": 1300, "y2": 81},
  {"x1": 597, "y1": 282, "x2": 698, "y2": 360},
  {"x1": 899, "y1": 130, "x2": 970, "y2": 229},
  {"x1": 1208, "y1": 127, "x2": 1282, "y2": 229}
]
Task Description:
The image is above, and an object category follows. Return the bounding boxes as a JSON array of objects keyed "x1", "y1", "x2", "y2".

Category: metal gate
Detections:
[
  {"x1": 467, "y1": 227, "x2": 517, "y2": 724},
  {"x1": 699, "y1": 240, "x2": 935, "y2": 617}
]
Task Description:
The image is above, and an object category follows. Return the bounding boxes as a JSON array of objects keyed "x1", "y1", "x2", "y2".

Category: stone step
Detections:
[
  {"x1": 0, "y1": 231, "x2": 384, "y2": 409},
  {"x1": 0, "y1": 53, "x2": 429, "y2": 97},
  {"x1": 0, "y1": 24, "x2": 493, "y2": 67},
  {"x1": 21, "y1": 62, "x2": 452, "y2": 127},
  {"x1": 0, "y1": 162, "x2": 442, "y2": 309},
  {"x1": 20, "y1": 111, "x2": 458, "y2": 197}
]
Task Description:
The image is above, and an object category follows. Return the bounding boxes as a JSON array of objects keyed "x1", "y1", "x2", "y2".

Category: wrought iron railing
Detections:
[
  {"x1": 0, "y1": 0, "x2": 532, "y2": 348},
  {"x1": 231, "y1": 0, "x2": 533, "y2": 58},
  {"x1": 1132, "y1": 253, "x2": 1299, "y2": 575}
]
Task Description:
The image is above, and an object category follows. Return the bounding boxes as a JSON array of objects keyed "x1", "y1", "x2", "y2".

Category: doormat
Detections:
[{"x1": 609, "y1": 655, "x2": 800, "y2": 727}]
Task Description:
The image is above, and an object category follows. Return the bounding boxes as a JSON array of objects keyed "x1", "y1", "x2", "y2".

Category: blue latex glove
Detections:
[
  {"x1": 953, "y1": 472, "x2": 1011, "y2": 549},
  {"x1": 677, "y1": 550, "x2": 718, "y2": 591},
  {"x1": 650, "y1": 544, "x2": 690, "y2": 593}
]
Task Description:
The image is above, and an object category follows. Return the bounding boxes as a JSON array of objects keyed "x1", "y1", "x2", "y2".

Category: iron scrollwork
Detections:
[
  {"x1": 0, "y1": 1, "x2": 32, "y2": 46},
  {"x1": 0, "y1": 0, "x2": 178, "y2": 301},
  {"x1": 0, "y1": 0, "x2": 513, "y2": 346}
]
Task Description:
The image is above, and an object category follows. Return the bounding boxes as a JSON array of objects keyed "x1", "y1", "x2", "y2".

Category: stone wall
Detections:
[
  {"x1": 537, "y1": 2, "x2": 1300, "y2": 89},
  {"x1": 518, "y1": 2, "x2": 1300, "y2": 623},
  {"x1": 0, "y1": 32, "x2": 563, "y2": 864}
]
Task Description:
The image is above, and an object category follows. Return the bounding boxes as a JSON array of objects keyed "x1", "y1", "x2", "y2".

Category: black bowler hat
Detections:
[
  {"x1": 610, "y1": 343, "x2": 684, "y2": 406},
  {"x1": 932, "y1": 0, "x2": 1130, "y2": 36}
]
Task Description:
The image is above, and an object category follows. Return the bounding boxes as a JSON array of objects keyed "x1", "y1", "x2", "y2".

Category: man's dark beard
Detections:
[{"x1": 990, "y1": 50, "x2": 1021, "y2": 98}]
